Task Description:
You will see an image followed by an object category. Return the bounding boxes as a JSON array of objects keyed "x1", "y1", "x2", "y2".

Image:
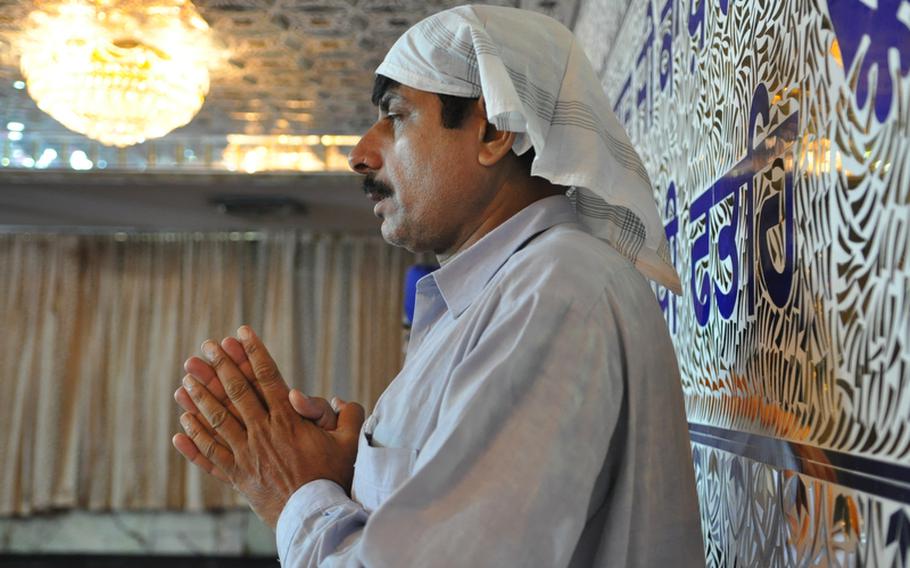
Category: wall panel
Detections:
[{"x1": 577, "y1": 0, "x2": 910, "y2": 564}]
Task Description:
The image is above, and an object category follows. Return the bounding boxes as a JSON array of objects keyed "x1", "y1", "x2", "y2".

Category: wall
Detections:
[{"x1": 576, "y1": 0, "x2": 909, "y2": 565}]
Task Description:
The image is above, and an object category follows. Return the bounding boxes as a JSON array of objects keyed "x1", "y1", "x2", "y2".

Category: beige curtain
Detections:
[{"x1": 0, "y1": 231, "x2": 412, "y2": 515}]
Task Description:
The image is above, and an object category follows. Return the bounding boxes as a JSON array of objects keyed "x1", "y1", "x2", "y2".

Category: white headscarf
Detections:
[{"x1": 376, "y1": 5, "x2": 681, "y2": 294}]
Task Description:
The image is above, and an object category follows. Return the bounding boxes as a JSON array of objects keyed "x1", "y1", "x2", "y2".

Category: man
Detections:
[{"x1": 173, "y1": 5, "x2": 704, "y2": 566}]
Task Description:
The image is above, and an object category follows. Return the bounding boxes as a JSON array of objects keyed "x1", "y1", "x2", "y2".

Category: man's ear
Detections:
[{"x1": 475, "y1": 97, "x2": 516, "y2": 167}]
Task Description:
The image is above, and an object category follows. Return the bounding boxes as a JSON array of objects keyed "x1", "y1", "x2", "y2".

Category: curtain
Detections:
[{"x1": 0, "y1": 231, "x2": 412, "y2": 515}]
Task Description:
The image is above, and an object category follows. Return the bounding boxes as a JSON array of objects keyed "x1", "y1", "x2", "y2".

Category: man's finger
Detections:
[
  {"x1": 175, "y1": 383, "x2": 201, "y2": 415},
  {"x1": 185, "y1": 356, "x2": 225, "y2": 397},
  {"x1": 289, "y1": 389, "x2": 338, "y2": 430},
  {"x1": 183, "y1": 373, "x2": 248, "y2": 444},
  {"x1": 236, "y1": 326, "x2": 293, "y2": 410},
  {"x1": 174, "y1": 387, "x2": 230, "y2": 446},
  {"x1": 178, "y1": 358, "x2": 244, "y2": 423},
  {"x1": 182, "y1": 358, "x2": 244, "y2": 418},
  {"x1": 334, "y1": 399, "x2": 366, "y2": 442},
  {"x1": 172, "y1": 433, "x2": 231, "y2": 484},
  {"x1": 221, "y1": 336, "x2": 273, "y2": 404},
  {"x1": 178, "y1": 411, "x2": 235, "y2": 472},
  {"x1": 222, "y1": 337, "x2": 256, "y2": 381},
  {"x1": 176, "y1": 382, "x2": 242, "y2": 424},
  {"x1": 201, "y1": 340, "x2": 267, "y2": 423}
]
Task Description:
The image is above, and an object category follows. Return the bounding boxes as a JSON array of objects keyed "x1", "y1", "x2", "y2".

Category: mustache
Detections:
[{"x1": 363, "y1": 175, "x2": 394, "y2": 199}]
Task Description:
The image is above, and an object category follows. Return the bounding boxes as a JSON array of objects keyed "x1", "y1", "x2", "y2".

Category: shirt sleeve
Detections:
[
  {"x1": 276, "y1": 284, "x2": 625, "y2": 567},
  {"x1": 276, "y1": 480, "x2": 367, "y2": 566}
]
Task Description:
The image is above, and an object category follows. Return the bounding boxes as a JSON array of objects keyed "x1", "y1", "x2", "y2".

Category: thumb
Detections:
[
  {"x1": 290, "y1": 389, "x2": 338, "y2": 430},
  {"x1": 289, "y1": 388, "x2": 310, "y2": 415},
  {"x1": 334, "y1": 399, "x2": 365, "y2": 438}
]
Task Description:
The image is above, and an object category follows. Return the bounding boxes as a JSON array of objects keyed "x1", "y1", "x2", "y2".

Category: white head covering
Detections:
[{"x1": 376, "y1": 5, "x2": 681, "y2": 294}]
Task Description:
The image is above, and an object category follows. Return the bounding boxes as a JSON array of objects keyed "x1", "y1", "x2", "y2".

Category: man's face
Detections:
[{"x1": 348, "y1": 85, "x2": 492, "y2": 255}]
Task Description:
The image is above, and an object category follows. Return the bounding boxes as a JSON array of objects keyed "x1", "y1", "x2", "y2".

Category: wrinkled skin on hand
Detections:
[
  {"x1": 173, "y1": 335, "x2": 341, "y2": 482},
  {"x1": 172, "y1": 326, "x2": 364, "y2": 528}
]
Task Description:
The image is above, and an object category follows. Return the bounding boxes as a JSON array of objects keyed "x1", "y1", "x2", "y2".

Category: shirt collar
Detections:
[{"x1": 431, "y1": 194, "x2": 577, "y2": 318}]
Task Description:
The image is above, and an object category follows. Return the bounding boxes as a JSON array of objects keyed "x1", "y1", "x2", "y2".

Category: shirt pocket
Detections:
[{"x1": 351, "y1": 430, "x2": 417, "y2": 514}]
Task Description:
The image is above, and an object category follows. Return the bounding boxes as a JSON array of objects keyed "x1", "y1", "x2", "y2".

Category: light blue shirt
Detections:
[{"x1": 276, "y1": 195, "x2": 704, "y2": 567}]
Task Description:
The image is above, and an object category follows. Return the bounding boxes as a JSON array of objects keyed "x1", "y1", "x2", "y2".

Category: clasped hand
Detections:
[{"x1": 171, "y1": 325, "x2": 364, "y2": 528}]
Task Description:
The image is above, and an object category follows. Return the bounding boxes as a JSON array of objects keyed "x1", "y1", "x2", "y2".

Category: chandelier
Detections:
[{"x1": 18, "y1": 0, "x2": 215, "y2": 147}]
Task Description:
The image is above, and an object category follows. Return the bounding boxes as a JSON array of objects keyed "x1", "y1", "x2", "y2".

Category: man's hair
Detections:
[{"x1": 371, "y1": 74, "x2": 536, "y2": 173}]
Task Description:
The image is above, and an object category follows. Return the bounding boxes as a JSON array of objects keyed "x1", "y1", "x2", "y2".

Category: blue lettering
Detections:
[
  {"x1": 659, "y1": 182, "x2": 679, "y2": 333},
  {"x1": 689, "y1": 83, "x2": 799, "y2": 326},
  {"x1": 828, "y1": 0, "x2": 909, "y2": 122}
]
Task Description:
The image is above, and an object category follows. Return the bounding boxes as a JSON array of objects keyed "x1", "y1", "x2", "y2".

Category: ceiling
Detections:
[
  {"x1": 0, "y1": 0, "x2": 581, "y2": 137},
  {"x1": 0, "y1": 0, "x2": 587, "y2": 231}
]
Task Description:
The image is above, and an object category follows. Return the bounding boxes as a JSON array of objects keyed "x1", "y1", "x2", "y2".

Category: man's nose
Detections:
[{"x1": 348, "y1": 131, "x2": 381, "y2": 175}]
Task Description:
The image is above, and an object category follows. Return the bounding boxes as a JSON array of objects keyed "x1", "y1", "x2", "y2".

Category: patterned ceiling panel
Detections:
[{"x1": 0, "y1": 0, "x2": 579, "y2": 140}]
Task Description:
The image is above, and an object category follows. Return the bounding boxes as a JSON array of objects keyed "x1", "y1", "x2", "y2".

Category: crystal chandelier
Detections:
[{"x1": 18, "y1": 0, "x2": 215, "y2": 147}]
